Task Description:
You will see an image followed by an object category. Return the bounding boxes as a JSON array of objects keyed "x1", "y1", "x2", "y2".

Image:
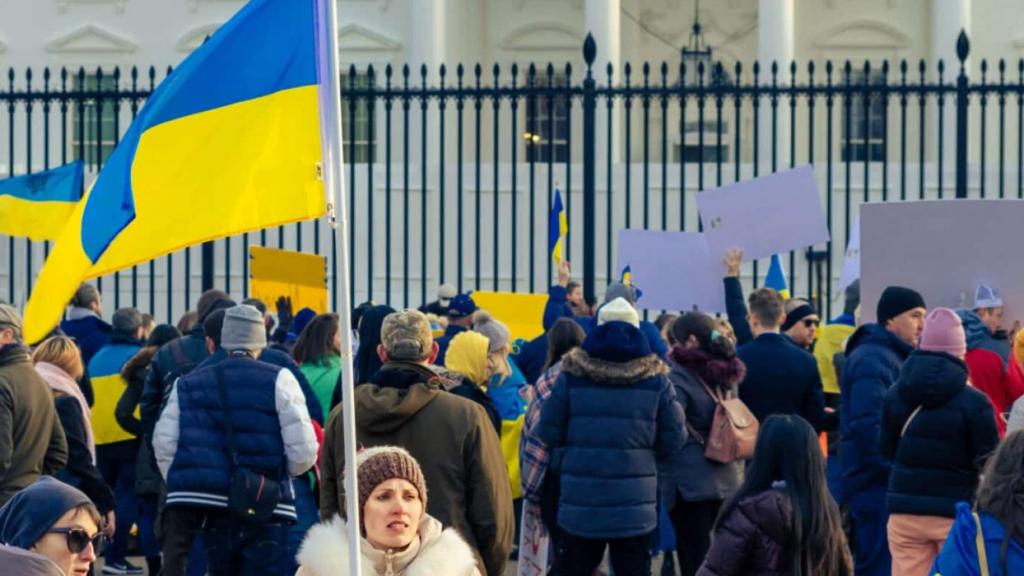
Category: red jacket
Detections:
[{"x1": 964, "y1": 348, "x2": 1019, "y2": 436}]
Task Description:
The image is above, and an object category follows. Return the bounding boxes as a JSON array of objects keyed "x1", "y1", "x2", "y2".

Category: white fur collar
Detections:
[{"x1": 297, "y1": 514, "x2": 479, "y2": 576}]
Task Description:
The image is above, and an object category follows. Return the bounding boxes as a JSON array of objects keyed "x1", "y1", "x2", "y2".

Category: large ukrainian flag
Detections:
[
  {"x1": 24, "y1": 0, "x2": 331, "y2": 344},
  {"x1": 0, "y1": 162, "x2": 83, "y2": 241}
]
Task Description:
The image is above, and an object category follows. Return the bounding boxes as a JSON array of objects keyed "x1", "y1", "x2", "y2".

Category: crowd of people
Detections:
[{"x1": 1, "y1": 253, "x2": 1024, "y2": 576}]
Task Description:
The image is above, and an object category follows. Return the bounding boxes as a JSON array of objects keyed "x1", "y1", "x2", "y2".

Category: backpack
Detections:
[{"x1": 688, "y1": 379, "x2": 759, "y2": 463}]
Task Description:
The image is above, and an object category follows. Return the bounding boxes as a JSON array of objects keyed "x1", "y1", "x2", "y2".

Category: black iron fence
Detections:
[{"x1": 2, "y1": 31, "x2": 1023, "y2": 322}]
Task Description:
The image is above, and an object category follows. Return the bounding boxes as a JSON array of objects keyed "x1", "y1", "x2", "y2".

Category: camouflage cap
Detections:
[
  {"x1": 0, "y1": 303, "x2": 23, "y2": 342},
  {"x1": 380, "y1": 309, "x2": 433, "y2": 361}
]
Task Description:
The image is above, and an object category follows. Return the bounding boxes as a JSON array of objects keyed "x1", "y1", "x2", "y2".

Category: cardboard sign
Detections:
[
  {"x1": 470, "y1": 291, "x2": 548, "y2": 342},
  {"x1": 249, "y1": 246, "x2": 327, "y2": 314},
  {"x1": 617, "y1": 229, "x2": 726, "y2": 313},
  {"x1": 860, "y1": 200, "x2": 1024, "y2": 326},
  {"x1": 697, "y1": 165, "x2": 830, "y2": 261}
]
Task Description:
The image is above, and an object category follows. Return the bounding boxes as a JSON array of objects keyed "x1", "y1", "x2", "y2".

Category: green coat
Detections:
[
  {"x1": 300, "y1": 356, "x2": 341, "y2": 419},
  {"x1": 0, "y1": 345, "x2": 68, "y2": 505}
]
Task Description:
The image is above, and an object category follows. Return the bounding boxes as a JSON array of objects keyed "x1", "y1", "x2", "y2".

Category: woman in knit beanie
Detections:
[
  {"x1": 473, "y1": 311, "x2": 529, "y2": 422},
  {"x1": 880, "y1": 307, "x2": 1000, "y2": 576},
  {"x1": 296, "y1": 446, "x2": 479, "y2": 576}
]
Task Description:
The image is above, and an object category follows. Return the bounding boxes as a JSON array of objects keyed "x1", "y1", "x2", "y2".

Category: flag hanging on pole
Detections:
[
  {"x1": 0, "y1": 162, "x2": 84, "y2": 241},
  {"x1": 548, "y1": 188, "x2": 568, "y2": 265},
  {"x1": 22, "y1": 0, "x2": 329, "y2": 344},
  {"x1": 764, "y1": 254, "x2": 791, "y2": 299}
]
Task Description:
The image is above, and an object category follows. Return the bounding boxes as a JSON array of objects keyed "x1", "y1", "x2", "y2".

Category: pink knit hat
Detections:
[{"x1": 919, "y1": 307, "x2": 966, "y2": 357}]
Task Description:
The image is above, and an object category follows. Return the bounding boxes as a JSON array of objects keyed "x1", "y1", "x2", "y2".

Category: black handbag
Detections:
[{"x1": 214, "y1": 365, "x2": 283, "y2": 523}]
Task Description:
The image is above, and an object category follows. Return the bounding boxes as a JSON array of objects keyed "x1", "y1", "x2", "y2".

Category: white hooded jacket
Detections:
[{"x1": 296, "y1": 513, "x2": 480, "y2": 576}]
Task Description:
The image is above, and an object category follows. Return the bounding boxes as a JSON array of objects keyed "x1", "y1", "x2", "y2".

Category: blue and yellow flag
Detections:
[
  {"x1": 548, "y1": 188, "x2": 568, "y2": 265},
  {"x1": 764, "y1": 254, "x2": 790, "y2": 299},
  {"x1": 23, "y1": 0, "x2": 331, "y2": 343},
  {"x1": 0, "y1": 162, "x2": 83, "y2": 241},
  {"x1": 621, "y1": 264, "x2": 644, "y2": 301}
]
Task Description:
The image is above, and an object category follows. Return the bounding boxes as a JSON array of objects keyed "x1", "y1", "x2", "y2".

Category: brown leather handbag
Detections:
[{"x1": 688, "y1": 380, "x2": 759, "y2": 463}]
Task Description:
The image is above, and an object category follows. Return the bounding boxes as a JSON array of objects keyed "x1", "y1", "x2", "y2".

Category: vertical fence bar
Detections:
[
  {"x1": 955, "y1": 32, "x2": 970, "y2": 199},
  {"x1": 492, "y1": 64, "x2": 500, "y2": 292},
  {"x1": 661, "y1": 63, "x2": 669, "y2": 231},
  {"x1": 9, "y1": 68, "x2": 16, "y2": 303},
  {"x1": 582, "y1": 35, "x2": 597, "y2": 305},
  {"x1": 862, "y1": 62, "x2": 871, "y2": 206},
  {"x1": 421, "y1": 65, "x2": 429, "y2": 305},
  {"x1": 680, "y1": 62, "x2": 687, "y2": 231},
  {"x1": 385, "y1": 64, "x2": 394, "y2": 304},
  {"x1": 606, "y1": 63, "x2": 614, "y2": 281},
  {"x1": 998, "y1": 60, "x2": 1006, "y2": 199},
  {"x1": 564, "y1": 63, "x2": 573, "y2": 264},
  {"x1": 24, "y1": 69, "x2": 33, "y2": 302},
  {"x1": 919, "y1": 61, "x2": 927, "y2": 200},
  {"x1": 980, "y1": 60, "x2": 988, "y2": 198},
  {"x1": 642, "y1": 63, "x2": 650, "y2": 229},
  {"x1": 545, "y1": 64, "x2": 553, "y2": 289},
  {"x1": 751, "y1": 62, "x2": 760, "y2": 285},
  {"x1": 843, "y1": 62, "x2": 852, "y2": 246},
  {"x1": 475, "y1": 64, "x2": 482, "y2": 290},
  {"x1": 437, "y1": 65, "x2": 446, "y2": 290},
  {"x1": 456, "y1": 64, "x2": 465, "y2": 293},
  {"x1": 527, "y1": 64, "x2": 537, "y2": 292},
  {"x1": 881, "y1": 61, "x2": 890, "y2": 202},
  {"x1": 624, "y1": 63, "x2": 632, "y2": 229},
  {"x1": 900, "y1": 61, "x2": 908, "y2": 201},
  {"x1": 367, "y1": 65, "x2": 377, "y2": 302},
  {"x1": 938, "y1": 60, "x2": 946, "y2": 199},
  {"x1": 402, "y1": 64, "x2": 410, "y2": 306},
  {"x1": 510, "y1": 64, "x2": 518, "y2": 293},
  {"x1": 825, "y1": 61, "x2": 834, "y2": 315}
]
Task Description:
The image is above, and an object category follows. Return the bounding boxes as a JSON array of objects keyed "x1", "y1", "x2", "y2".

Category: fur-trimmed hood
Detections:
[
  {"x1": 296, "y1": 514, "x2": 480, "y2": 576},
  {"x1": 669, "y1": 346, "x2": 745, "y2": 389},
  {"x1": 561, "y1": 346, "x2": 668, "y2": 384}
]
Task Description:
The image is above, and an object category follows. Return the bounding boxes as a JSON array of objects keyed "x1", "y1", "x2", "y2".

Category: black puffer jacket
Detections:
[
  {"x1": 697, "y1": 489, "x2": 793, "y2": 576},
  {"x1": 881, "y1": 350, "x2": 1000, "y2": 518}
]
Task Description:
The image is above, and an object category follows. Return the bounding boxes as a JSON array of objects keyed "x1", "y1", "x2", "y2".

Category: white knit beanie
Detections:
[{"x1": 597, "y1": 297, "x2": 640, "y2": 328}]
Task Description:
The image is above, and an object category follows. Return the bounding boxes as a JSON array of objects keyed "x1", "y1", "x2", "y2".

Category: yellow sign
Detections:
[
  {"x1": 471, "y1": 291, "x2": 548, "y2": 342},
  {"x1": 249, "y1": 246, "x2": 327, "y2": 314}
]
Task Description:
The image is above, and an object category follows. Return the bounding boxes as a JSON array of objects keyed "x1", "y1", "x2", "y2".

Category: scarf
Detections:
[{"x1": 34, "y1": 362, "x2": 94, "y2": 462}]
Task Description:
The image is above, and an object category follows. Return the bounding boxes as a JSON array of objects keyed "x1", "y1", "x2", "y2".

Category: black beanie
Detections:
[
  {"x1": 781, "y1": 304, "x2": 816, "y2": 331},
  {"x1": 877, "y1": 286, "x2": 926, "y2": 325}
]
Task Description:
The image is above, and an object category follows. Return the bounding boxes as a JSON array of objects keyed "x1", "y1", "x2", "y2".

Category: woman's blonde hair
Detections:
[
  {"x1": 32, "y1": 336, "x2": 84, "y2": 380},
  {"x1": 488, "y1": 346, "x2": 512, "y2": 386}
]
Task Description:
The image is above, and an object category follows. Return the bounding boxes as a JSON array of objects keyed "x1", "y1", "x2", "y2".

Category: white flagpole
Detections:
[{"x1": 318, "y1": 0, "x2": 362, "y2": 573}]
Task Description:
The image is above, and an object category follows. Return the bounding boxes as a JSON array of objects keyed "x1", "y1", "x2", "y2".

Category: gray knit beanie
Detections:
[
  {"x1": 221, "y1": 305, "x2": 266, "y2": 352},
  {"x1": 604, "y1": 282, "x2": 637, "y2": 305},
  {"x1": 473, "y1": 310, "x2": 511, "y2": 354}
]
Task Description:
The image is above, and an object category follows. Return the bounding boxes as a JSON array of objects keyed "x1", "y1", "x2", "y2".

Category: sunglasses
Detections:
[
  {"x1": 46, "y1": 528, "x2": 106, "y2": 555},
  {"x1": 802, "y1": 319, "x2": 820, "y2": 328}
]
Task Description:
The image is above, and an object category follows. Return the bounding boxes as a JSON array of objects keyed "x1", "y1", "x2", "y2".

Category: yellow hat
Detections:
[{"x1": 445, "y1": 331, "x2": 490, "y2": 386}]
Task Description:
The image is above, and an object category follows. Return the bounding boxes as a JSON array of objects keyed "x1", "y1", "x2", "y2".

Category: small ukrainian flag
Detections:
[
  {"x1": 548, "y1": 188, "x2": 568, "y2": 265},
  {"x1": 764, "y1": 254, "x2": 791, "y2": 299},
  {"x1": 0, "y1": 162, "x2": 83, "y2": 241}
]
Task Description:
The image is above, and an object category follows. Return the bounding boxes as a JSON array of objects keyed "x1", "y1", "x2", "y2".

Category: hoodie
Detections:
[
  {"x1": 880, "y1": 350, "x2": 999, "y2": 517},
  {"x1": 933, "y1": 502, "x2": 1024, "y2": 576},
  {"x1": 958, "y1": 310, "x2": 1021, "y2": 435},
  {"x1": 319, "y1": 361, "x2": 513, "y2": 576}
]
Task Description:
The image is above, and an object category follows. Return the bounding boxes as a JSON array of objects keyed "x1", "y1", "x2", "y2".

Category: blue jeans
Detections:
[
  {"x1": 848, "y1": 487, "x2": 892, "y2": 576},
  {"x1": 286, "y1": 477, "x2": 319, "y2": 574},
  {"x1": 203, "y1": 512, "x2": 288, "y2": 576},
  {"x1": 98, "y1": 455, "x2": 159, "y2": 563}
]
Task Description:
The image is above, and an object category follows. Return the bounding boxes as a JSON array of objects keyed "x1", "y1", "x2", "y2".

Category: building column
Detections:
[
  {"x1": 585, "y1": 0, "x2": 621, "y2": 167},
  {"x1": 931, "y1": 0, "x2": 970, "y2": 170},
  {"x1": 406, "y1": 0, "x2": 446, "y2": 294},
  {"x1": 757, "y1": 0, "x2": 794, "y2": 171}
]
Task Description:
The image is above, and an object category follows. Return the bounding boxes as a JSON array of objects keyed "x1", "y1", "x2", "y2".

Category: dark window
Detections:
[
  {"x1": 526, "y1": 74, "x2": 569, "y2": 163},
  {"x1": 842, "y1": 69, "x2": 886, "y2": 162},
  {"x1": 341, "y1": 72, "x2": 376, "y2": 163},
  {"x1": 72, "y1": 73, "x2": 118, "y2": 166}
]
